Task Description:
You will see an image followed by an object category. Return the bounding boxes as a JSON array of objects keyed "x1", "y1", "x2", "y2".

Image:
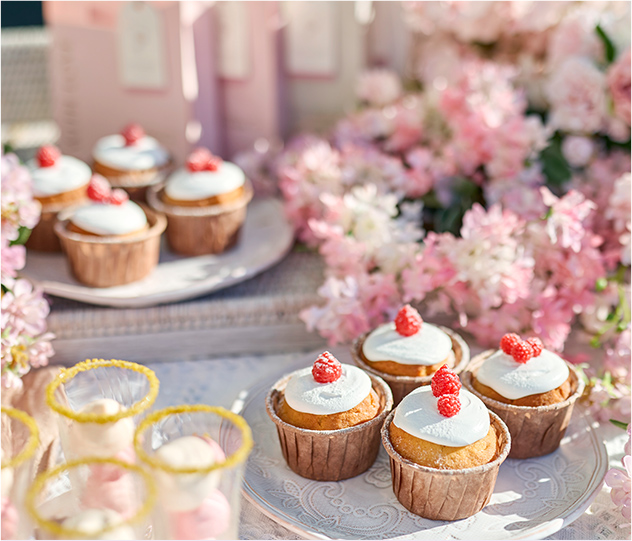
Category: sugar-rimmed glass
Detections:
[
  {"x1": 134, "y1": 405, "x2": 253, "y2": 540},
  {"x1": 1, "y1": 407, "x2": 40, "y2": 540}
]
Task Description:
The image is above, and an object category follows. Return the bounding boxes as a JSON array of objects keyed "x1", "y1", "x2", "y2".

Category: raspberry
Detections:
[
  {"x1": 511, "y1": 340, "x2": 534, "y2": 364},
  {"x1": 394, "y1": 304, "x2": 423, "y2": 337},
  {"x1": 437, "y1": 394, "x2": 461, "y2": 417},
  {"x1": 312, "y1": 351, "x2": 342, "y2": 384},
  {"x1": 121, "y1": 123, "x2": 145, "y2": 146},
  {"x1": 186, "y1": 148, "x2": 212, "y2": 172},
  {"x1": 86, "y1": 174, "x2": 112, "y2": 202},
  {"x1": 205, "y1": 155, "x2": 223, "y2": 172},
  {"x1": 500, "y1": 333, "x2": 521, "y2": 355},
  {"x1": 108, "y1": 189, "x2": 128, "y2": 205},
  {"x1": 431, "y1": 364, "x2": 461, "y2": 397},
  {"x1": 36, "y1": 145, "x2": 61, "y2": 167},
  {"x1": 526, "y1": 337, "x2": 543, "y2": 357}
]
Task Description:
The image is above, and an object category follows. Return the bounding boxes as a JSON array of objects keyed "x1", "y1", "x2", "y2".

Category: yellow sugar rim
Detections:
[
  {"x1": 1, "y1": 407, "x2": 39, "y2": 470},
  {"x1": 46, "y1": 359, "x2": 159, "y2": 423},
  {"x1": 25, "y1": 456, "x2": 157, "y2": 539},
  {"x1": 134, "y1": 405, "x2": 253, "y2": 475}
]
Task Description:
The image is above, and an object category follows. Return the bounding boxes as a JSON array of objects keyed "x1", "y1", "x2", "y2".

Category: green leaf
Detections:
[
  {"x1": 540, "y1": 138, "x2": 572, "y2": 188},
  {"x1": 589, "y1": 336, "x2": 601, "y2": 348},
  {"x1": 610, "y1": 419, "x2": 629, "y2": 430},
  {"x1": 596, "y1": 24, "x2": 616, "y2": 64},
  {"x1": 9, "y1": 226, "x2": 32, "y2": 246},
  {"x1": 595, "y1": 277, "x2": 608, "y2": 292},
  {"x1": 3, "y1": 142, "x2": 14, "y2": 155}
]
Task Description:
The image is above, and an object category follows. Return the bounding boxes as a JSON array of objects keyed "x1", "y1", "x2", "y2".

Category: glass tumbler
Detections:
[
  {"x1": 1, "y1": 407, "x2": 40, "y2": 540},
  {"x1": 25, "y1": 457, "x2": 156, "y2": 540},
  {"x1": 134, "y1": 405, "x2": 253, "y2": 540},
  {"x1": 45, "y1": 359, "x2": 159, "y2": 461}
]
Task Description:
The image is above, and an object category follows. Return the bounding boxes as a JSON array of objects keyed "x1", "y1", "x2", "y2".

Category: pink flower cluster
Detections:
[
  {"x1": 605, "y1": 424, "x2": 632, "y2": 521},
  {"x1": 1, "y1": 153, "x2": 54, "y2": 388}
]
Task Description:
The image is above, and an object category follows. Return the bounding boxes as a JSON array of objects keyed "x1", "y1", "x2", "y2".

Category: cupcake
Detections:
[
  {"x1": 266, "y1": 352, "x2": 393, "y2": 481},
  {"x1": 381, "y1": 366, "x2": 511, "y2": 521},
  {"x1": 26, "y1": 145, "x2": 91, "y2": 252},
  {"x1": 54, "y1": 174, "x2": 166, "y2": 287},
  {"x1": 92, "y1": 123, "x2": 171, "y2": 200},
  {"x1": 147, "y1": 148, "x2": 253, "y2": 256},
  {"x1": 351, "y1": 305, "x2": 470, "y2": 404},
  {"x1": 462, "y1": 333, "x2": 584, "y2": 459}
]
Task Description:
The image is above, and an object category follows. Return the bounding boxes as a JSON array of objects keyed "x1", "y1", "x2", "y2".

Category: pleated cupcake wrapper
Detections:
[
  {"x1": 94, "y1": 160, "x2": 171, "y2": 187},
  {"x1": 381, "y1": 410, "x2": 511, "y2": 521},
  {"x1": 265, "y1": 372, "x2": 394, "y2": 482},
  {"x1": 462, "y1": 352, "x2": 585, "y2": 459},
  {"x1": 54, "y1": 204, "x2": 167, "y2": 288},
  {"x1": 351, "y1": 326, "x2": 471, "y2": 405},
  {"x1": 147, "y1": 180, "x2": 254, "y2": 256}
]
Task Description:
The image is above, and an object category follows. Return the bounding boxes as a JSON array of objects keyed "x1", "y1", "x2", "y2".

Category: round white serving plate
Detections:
[
  {"x1": 22, "y1": 198, "x2": 294, "y2": 308},
  {"x1": 237, "y1": 374, "x2": 608, "y2": 541}
]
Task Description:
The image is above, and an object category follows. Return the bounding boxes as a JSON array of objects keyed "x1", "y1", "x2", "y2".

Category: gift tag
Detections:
[
  {"x1": 217, "y1": 1, "x2": 251, "y2": 80},
  {"x1": 282, "y1": 1, "x2": 337, "y2": 77},
  {"x1": 117, "y1": 1, "x2": 167, "y2": 89}
]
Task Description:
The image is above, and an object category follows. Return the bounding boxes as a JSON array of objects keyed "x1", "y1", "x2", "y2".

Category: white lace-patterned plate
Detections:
[
  {"x1": 22, "y1": 198, "x2": 293, "y2": 308},
  {"x1": 237, "y1": 374, "x2": 608, "y2": 540}
]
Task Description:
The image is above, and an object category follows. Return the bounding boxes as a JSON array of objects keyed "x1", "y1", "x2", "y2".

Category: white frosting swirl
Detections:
[
  {"x1": 476, "y1": 349, "x2": 570, "y2": 400},
  {"x1": 393, "y1": 386, "x2": 490, "y2": 447},
  {"x1": 28, "y1": 156, "x2": 91, "y2": 197},
  {"x1": 164, "y1": 162, "x2": 245, "y2": 201},
  {"x1": 363, "y1": 322, "x2": 453, "y2": 366},
  {"x1": 93, "y1": 135, "x2": 169, "y2": 171},
  {"x1": 70, "y1": 201, "x2": 148, "y2": 236},
  {"x1": 284, "y1": 364, "x2": 372, "y2": 416}
]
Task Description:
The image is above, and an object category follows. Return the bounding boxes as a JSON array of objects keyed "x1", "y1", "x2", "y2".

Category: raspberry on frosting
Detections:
[
  {"x1": 431, "y1": 365, "x2": 461, "y2": 397},
  {"x1": 394, "y1": 304, "x2": 423, "y2": 336},
  {"x1": 36, "y1": 144, "x2": 61, "y2": 168},
  {"x1": 526, "y1": 337, "x2": 543, "y2": 357},
  {"x1": 500, "y1": 333, "x2": 520, "y2": 355},
  {"x1": 511, "y1": 341, "x2": 534, "y2": 364},
  {"x1": 437, "y1": 394, "x2": 461, "y2": 417},
  {"x1": 312, "y1": 351, "x2": 342, "y2": 384},
  {"x1": 186, "y1": 148, "x2": 224, "y2": 173},
  {"x1": 87, "y1": 174, "x2": 112, "y2": 203},
  {"x1": 121, "y1": 123, "x2": 145, "y2": 146},
  {"x1": 108, "y1": 189, "x2": 129, "y2": 206}
]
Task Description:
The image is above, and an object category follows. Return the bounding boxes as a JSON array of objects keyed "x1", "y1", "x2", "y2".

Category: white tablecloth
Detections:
[{"x1": 146, "y1": 346, "x2": 631, "y2": 541}]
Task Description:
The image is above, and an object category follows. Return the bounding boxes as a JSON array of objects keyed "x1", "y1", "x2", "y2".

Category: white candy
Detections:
[
  {"x1": 1, "y1": 449, "x2": 14, "y2": 498},
  {"x1": 67, "y1": 399, "x2": 134, "y2": 458},
  {"x1": 154, "y1": 436, "x2": 221, "y2": 512},
  {"x1": 62, "y1": 508, "x2": 135, "y2": 540}
]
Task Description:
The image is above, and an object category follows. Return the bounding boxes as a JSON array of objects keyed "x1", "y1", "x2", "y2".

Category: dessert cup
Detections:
[
  {"x1": 462, "y1": 351, "x2": 585, "y2": 459},
  {"x1": 266, "y1": 372, "x2": 393, "y2": 481},
  {"x1": 134, "y1": 405, "x2": 253, "y2": 540},
  {"x1": 381, "y1": 409, "x2": 511, "y2": 521},
  {"x1": 93, "y1": 160, "x2": 172, "y2": 203},
  {"x1": 25, "y1": 457, "x2": 156, "y2": 540},
  {"x1": 45, "y1": 359, "x2": 159, "y2": 462},
  {"x1": 147, "y1": 180, "x2": 253, "y2": 256},
  {"x1": 1, "y1": 407, "x2": 40, "y2": 540},
  {"x1": 351, "y1": 326, "x2": 470, "y2": 405},
  {"x1": 54, "y1": 204, "x2": 166, "y2": 287}
]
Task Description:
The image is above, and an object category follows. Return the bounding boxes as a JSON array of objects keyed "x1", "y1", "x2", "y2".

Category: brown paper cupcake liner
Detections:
[
  {"x1": 147, "y1": 180, "x2": 254, "y2": 256},
  {"x1": 381, "y1": 410, "x2": 511, "y2": 521},
  {"x1": 351, "y1": 326, "x2": 471, "y2": 405},
  {"x1": 54, "y1": 204, "x2": 166, "y2": 287},
  {"x1": 93, "y1": 160, "x2": 172, "y2": 202},
  {"x1": 265, "y1": 372, "x2": 394, "y2": 481},
  {"x1": 462, "y1": 351, "x2": 585, "y2": 459}
]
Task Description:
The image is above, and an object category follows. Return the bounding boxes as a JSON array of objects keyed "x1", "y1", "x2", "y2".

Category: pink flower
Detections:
[
  {"x1": 546, "y1": 14, "x2": 603, "y2": 71},
  {"x1": 606, "y1": 173, "x2": 632, "y2": 265},
  {"x1": 356, "y1": 69, "x2": 402, "y2": 107},
  {"x1": 540, "y1": 188, "x2": 596, "y2": 252},
  {"x1": 1, "y1": 239, "x2": 25, "y2": 283},
  {"x1": 605, "y1": 455, "x2": 632, "y2": 520},
  {"x1": 546, "y1": 57, "x2": 607, "y2": 134},
  {"x1": 1, "y1": 153, "x2": 41, "y2": 242},
  {"x1": 607, "y1": 48, "x2": 631, "y2": 126},
  {"x1": 561, "y1": 135, "x2": 596, "y2": 168},
  {"x1": 1, "y1": 279, "x2": 50, "y2": 336}
]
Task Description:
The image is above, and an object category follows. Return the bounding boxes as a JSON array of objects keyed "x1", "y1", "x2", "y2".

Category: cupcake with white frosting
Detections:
[
  {"x1": 266, "y1": 352, "x2": 393, "y2": 481},
  {"x1": 54, "y1": 174, "x2": 166, "y2": 287},
  {"x1": 463, "y1": 333, "x2": 584, "y2": 459},
  {"x1": 351, "y1": 305, "x2": 470, "y2": 404},
  {"x1": 26, "y1": 145, "x2": 91, "y2": 251},
  {"x1": 147, "y1": 147, "x2": 253, "y2": 255},
  {"x1": 92, "y1": 123, "x2": 171, "y2": 200},
  {"x1": 381, "y1": 366, "x2": 511, "y2": 520}
]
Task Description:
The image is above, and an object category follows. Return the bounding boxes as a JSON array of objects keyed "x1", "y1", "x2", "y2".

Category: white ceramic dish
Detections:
[
  {"x1": 22, "y1": 198, "x2": 294, "y2": 308},
  {"x1": 237, "y1": 373, "x2": 608, "y2": 540}
]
